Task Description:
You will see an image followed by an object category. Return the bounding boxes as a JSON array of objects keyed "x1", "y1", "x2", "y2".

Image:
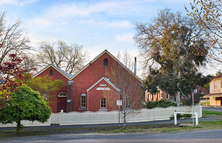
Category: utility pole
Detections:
[{"x1": 177, "y1": 47, "x2": 180, "y2": 107}]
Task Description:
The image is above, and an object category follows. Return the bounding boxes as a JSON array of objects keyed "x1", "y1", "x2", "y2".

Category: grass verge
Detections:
[{"x1": 1, "y1": 111, "x2": 222, "y2": 138}]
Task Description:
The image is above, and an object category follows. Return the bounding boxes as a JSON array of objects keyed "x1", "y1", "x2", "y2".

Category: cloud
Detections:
[
  {"x1": 46, "y1": 1, "x2": 124, "y2": 18},
  {"x1": 0, "y1": 0, "x2": 39, "y2": 5},
  {"x1": 0, "y1": 0, "x2": 17, "y2": 5},
  {"x1": 115, "y1": 33, "x2": 134, "y2": 42},
  {"x1": 76, "y1": 19, "x2": 130, "y2": 28},
  {"x1": 32, "y1": 17, "x2": 51, "y2": 28}
]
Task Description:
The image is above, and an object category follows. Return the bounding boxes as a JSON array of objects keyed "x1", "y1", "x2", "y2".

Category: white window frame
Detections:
[
  {"x1": 149, "y1": 94, "x2": 152, "y2": 100},
  {"x1": 58, "y1": 92, "x2": 67, "y2": 97},
  {"x1": 80, "y1": 93, "x2": 86, "y2": 108},
  {"x1": 100, "y1": 97, "x2": 107, "y2": 108}
]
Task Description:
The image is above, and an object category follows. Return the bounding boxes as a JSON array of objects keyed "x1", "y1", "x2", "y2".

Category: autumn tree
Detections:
[
  {"x1": 106, "y1": 62, "x2": 144, "y2": 129},
  {"x1": 26, "y1": 76, "x2": 64, "y2": 102},
  {"x1": 134, "y1": 9, "x2": 211, "y2": 101},
  {"x1": 185, "y1": 0, "x2": 222, "y2": 62},
  {"x1": 0, "y1": 85, "x2": 51, "y2": 133},
  {"x1": 36, "y1": 40, "x2": 87, "y2": 74},
  {"x1": 0, "y1": 12, "x2": 30, "y2": 64},
  {"x1": 0, "y1": 54, "x2": 34, "y2": 98}
]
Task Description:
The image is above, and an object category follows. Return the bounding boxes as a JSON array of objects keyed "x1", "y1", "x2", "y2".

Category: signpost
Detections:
[
  {"x1": 117, "y1": 100, "x2": 122, "y2": 127},
  {"x1": 117, "y1": 100, "x2": 122, "y2": 106}
]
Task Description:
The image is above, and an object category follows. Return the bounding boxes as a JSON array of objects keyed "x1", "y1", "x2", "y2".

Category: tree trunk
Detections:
[
  {"x1": 16, "y1": 118, "x2": 21, "y2": 134},
  {"x1": 123, "y1": 111, "x2": 126, "y2": 129}
]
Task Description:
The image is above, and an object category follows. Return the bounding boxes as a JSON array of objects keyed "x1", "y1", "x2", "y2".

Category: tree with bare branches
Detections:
[
  {"x1": 0, "y1": 12, "x2": 30, "y2": 64},
  {"x1": 116, "y1": 50, "x2": 134, "y2": 72},
  {"x1": 185, "y1": 0, "x2": 222, "y2": 62},
  {"x1": 37, "y1": 40, "x2": 87, "y2": 74},
  {"x1": 105, "y1": 62, "x2": 144, "y2": 129}
]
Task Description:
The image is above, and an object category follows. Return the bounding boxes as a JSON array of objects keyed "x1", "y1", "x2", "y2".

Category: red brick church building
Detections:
[{"x1": 34, "y1": 50, "x2": 143, "y2": 113}]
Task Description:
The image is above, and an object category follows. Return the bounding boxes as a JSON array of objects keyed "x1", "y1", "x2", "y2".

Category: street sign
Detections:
[{"x1": 117, "y1": 100, "x2": 122, "y2": 106}]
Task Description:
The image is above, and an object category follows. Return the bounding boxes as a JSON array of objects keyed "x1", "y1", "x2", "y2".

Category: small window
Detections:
[
  {"x1": 166, "y1": 94, "x2": 169, "y2": 99},
  {"x1": 49, "y1": 70, "x2": 53, "y2": 75},
  {"x1": 43, "y1": 93, "x2": 48, "y2": 101},
  {"x1": 58, "y1": 92, "x2": 67, "y2": 97},
  {"x1": 100, "y1": 97, "x2": 106, "y2": 108},
  {"x1": 81, "y1": 93, "x2": 86, "y2": 108},
  {"x1": 159, "y1": 93, "x2": 161, "y2": 98},
  {"x1": 149, "y1": 94, "x2": 152, "y2": 100},
  {"x1": 104, "y1": 58, "x2": 108, "y2": 66},
  {"x1": 221, "y1": 81, "x2": 222, "y2": 88},
  {"x1": 214, "y1": 81, "x2": 217, "y2": 89}
]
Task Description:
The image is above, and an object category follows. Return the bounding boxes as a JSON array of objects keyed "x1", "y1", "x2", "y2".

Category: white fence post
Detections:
[{"x1": 0, "y1": 105, "x2": 202, "y2": 127}]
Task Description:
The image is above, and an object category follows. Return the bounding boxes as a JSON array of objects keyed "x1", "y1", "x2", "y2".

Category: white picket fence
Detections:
[{"x1": 0, "y1": 105, "x2": 202, "y2": 127}]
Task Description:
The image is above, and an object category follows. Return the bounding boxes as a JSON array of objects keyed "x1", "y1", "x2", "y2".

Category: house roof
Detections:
[
  {"x1": 212, "y1": 74, "x2": 222, "y2": 80},
  {"x1": 203, "y1": 93, "x2": 222, "y2": 98},
  {"x1": 33, "y1": 50, "x2": 143, "y2": 83},
  {"x1": 87, "y1": 77, "x2": 121, "y2": 92},
  {"x1": 70, "y1": 49, "x2": 143, "y2": 83},
  {"x1": 33, "y1": 64, "x2": 72, "y2": 79}
]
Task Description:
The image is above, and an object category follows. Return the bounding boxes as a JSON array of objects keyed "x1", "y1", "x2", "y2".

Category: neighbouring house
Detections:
[
  {"x1": 145, "y1": 86, "x2": 209, "y2": 102},
  {"x1": 145, "y1": 90, "x2": 169, "y2": 102},
  {"x1": 204, "y1": 74, "x2": 222, "y2": 107},
  {"x1": 34, "y1": 50, "x2": 143, "y2": 113}
]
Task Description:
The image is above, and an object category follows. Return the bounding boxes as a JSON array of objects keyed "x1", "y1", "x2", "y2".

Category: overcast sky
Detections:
[{"x1": 0, "y1": 0, "x2": 219, "y2": 76}]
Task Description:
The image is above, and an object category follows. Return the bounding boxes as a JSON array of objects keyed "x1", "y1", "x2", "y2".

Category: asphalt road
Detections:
[
  {"x1": 202, "y1": 107, "x2": 222, "y2": 112},
  {"x1": 1, "y1": 129, "x2": 222, "y2": 143}
]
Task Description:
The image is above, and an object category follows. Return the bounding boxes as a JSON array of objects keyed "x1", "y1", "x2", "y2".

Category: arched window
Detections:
[
  {"x1": 80, "y1": 93, "x2": 86, "y2": 108},
  {"x1": 100, "y1": 97, "x2": 106, "y2": 108},
  {"x1": 58, "y1": 92, "x2": 67, "y2": 97},
  {"x1": 49, "y1": 70, "x2": 53, "y2": 75},
  {"x1": 104, "y1": 58, "x2": 108, "y2": 66}
]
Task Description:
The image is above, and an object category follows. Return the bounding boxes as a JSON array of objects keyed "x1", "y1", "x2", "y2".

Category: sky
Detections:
[{"x1": 0, "y1": 0, "x2": 219, "y2": 77}]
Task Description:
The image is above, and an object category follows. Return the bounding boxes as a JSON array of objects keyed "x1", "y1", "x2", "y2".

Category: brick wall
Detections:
[{"x1": 37, "y1": 67, "x2": 69, "y2": 113}]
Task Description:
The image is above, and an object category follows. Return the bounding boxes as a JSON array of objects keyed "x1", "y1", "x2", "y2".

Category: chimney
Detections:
[{"x1": 134, "y1": 57, "x2": 137, "y2": 75}]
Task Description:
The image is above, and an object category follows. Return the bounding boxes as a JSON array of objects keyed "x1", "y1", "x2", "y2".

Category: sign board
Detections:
[{"x1": 117, "y1": 100, "x2": 122, "y2": 106}]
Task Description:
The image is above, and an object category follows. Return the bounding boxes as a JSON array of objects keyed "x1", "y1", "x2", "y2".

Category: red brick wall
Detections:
[
  {"x1": 72, "y1": 53, "x2": 114, "y2": 111},
  {"x1": 36, "y1": 52, "x2": 143, "y2": 113},
  {"x1": 197, "y1": 86, "x2": 209, "y2": 96},
  {"x1": 88, "y1": 79, "x2": 119, "y2": 112},
  {"x1": 72, "y1": 53, "x2": 143, "y2": 112},
  {"x1": 36, "y1": 67, "x2": 68, "y2": 113}
]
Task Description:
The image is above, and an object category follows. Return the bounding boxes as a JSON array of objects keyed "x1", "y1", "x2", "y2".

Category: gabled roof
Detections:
[
  {"x1": 212, "y1": 74, "x2": 222, "y2": 80},
  {"x1": 70, "y1": 49, "x2": 142, "y2": 83},
  {"x1": 33, "y1": 64, "x2": 72, "y2": 79},
  {"x1": 87, "y1": 77, "x2": 121, "y2": 92},
  {"x1": 34, "y1": 50, "x2": 143, "y2": 82}
]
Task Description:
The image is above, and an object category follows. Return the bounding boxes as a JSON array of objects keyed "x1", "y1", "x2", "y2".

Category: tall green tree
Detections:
[
  {"x1": 134, "y1": 9, "x2": 211, "y2": 98},
  {"x1": 0, "y1": 85, "x2": 51, "y2": 133},
  {"x1": 185, "y1": 0, "x2": 222, "y2": 62},
  {"x1": 26, "y1": 76, "x2": 64, "y2": 102}
]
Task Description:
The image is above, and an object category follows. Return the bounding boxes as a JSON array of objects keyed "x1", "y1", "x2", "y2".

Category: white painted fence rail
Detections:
[{"x1": 0, "y1": 105, "x2": 202, "y2": 127}]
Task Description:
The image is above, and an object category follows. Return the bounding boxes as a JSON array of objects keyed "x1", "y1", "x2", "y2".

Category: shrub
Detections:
[
  {"x1": 181, "y1": 93, "x2": 201, "y2": 106},
  {"x1": 146, "y1": 99, "x2": 177, "y2": 109}
]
